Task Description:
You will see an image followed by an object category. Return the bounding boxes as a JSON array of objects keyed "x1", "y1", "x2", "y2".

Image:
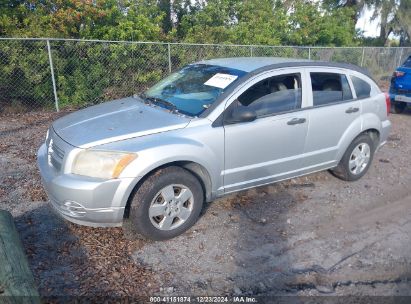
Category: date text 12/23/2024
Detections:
[{"x1": 149, "y1": 296, "x2": 258, "y2": 303}]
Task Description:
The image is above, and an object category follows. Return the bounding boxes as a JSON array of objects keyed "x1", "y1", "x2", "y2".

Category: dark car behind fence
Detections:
[{"x1": 0, "y1": 37, "x2": 410, "y2": 113}]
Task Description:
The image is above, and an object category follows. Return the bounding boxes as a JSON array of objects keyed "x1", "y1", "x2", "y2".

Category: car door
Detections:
[
  {"x1": 222, "y1": 69, "x2": 310, "y2": 193},
  {"x1": 302, "y1": 68, "x2": 361, "y2": 167}
]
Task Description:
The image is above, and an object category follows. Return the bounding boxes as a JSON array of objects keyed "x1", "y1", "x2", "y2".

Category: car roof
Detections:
[
  {"x1": 198, "y1": 57, "x2": 370, "y2": 76},
  {"x1": 199, "y1": 57, "x2": 310, "y2": 72}
]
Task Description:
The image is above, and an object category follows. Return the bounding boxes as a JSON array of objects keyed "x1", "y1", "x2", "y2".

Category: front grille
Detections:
[
  {"x1": 50, "y1": 154, "x2": 62, "y2": 171},
  {"x1": 47, "y1": 131, "x2": 65, "y2": 171},
  {"x1": 51, "y1": 141, "x2": 65, "y2": 159}
]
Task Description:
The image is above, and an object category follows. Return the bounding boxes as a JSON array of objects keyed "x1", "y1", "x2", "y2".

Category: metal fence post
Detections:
[
  {"x1": 360, "y1": 47, "x2": 365, "y2": 67},
  {"x1": 168, "y1": 43, "x2": 172, "y2": 73},
  {"x1": 250, "y1": 46, "x2": 253, "y2": 57},
  {"x1": 46, "y1": 39, "x2": 59, "y2": 112},
  {"x1": 397, "y1": 48, "x2": 404, "y2": 67},
  {"x1": 308, "y1": 47, "x2": 311, "y2": 60}
]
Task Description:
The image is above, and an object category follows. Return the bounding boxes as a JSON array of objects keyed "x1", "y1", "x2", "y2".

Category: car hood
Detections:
[{"x1": 52, "y1": 97, "x2": 191, "y2": 148}]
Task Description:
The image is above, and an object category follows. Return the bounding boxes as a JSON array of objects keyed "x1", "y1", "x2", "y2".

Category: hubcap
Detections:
[
  {"x1": 149, "y1": 184, "x2": 194, "y2": 231},
  {"x1": 349, "y1": 143, "x2": 371, "y2": 175}
]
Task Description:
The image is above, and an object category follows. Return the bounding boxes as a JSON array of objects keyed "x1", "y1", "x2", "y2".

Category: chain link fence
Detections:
[{"x1": 1, "y1": 37, "x2": 410, "y2": 113}]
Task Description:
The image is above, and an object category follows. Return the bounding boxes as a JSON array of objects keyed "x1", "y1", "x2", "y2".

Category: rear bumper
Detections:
[
  {"x1": 390, "y1": 92, "x2": 411, "y2": 104},
  {"x1": 37, "y1": 143, "x2": 137, "y2": 227},
  {"x1": 377, "y1": 119, "x2": 392, "y2": 150}
]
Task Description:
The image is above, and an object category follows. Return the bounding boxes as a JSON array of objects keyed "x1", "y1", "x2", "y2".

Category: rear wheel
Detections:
[
  {"x1": 391, "y1": 101, "x2": 406, "y2": 114},
  {"x1": 331, "y1": 134, "x2": 375, "y2": 182},
  {"x1": 123, "y1": 166, "x2": 204, "y2": 241}
]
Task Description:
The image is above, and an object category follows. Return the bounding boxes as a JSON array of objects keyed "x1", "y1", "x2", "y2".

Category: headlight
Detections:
[{"x1": 72, "y1": 150, "x2": 137, "y2": 179}]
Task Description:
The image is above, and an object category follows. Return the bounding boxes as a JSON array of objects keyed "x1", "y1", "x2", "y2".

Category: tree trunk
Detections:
[
  {"x1": 397, "y1": 0, "x2": 411, "y2": 45},
  {"x1": 159, "y1": 0, "x2": 173, "y2": 33},
  {"x1": 0, "y1": 210, "x2": 40, "y2": 304}
]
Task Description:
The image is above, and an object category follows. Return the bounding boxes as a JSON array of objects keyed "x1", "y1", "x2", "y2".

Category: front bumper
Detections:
[{"x1": 37, "y1": 143, "x2": 135, "y2": 227}]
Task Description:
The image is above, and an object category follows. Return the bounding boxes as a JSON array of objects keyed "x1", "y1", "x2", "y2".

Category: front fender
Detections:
[
  {"x1": 122, "y1": 142, "x2": 220, "y2": 207},
  {"x1": 126, "y1": 144, "x2": 218, "y2": 181},
  {"x1": 97, "y1": 128, "x2": 224, "y2": 207}
]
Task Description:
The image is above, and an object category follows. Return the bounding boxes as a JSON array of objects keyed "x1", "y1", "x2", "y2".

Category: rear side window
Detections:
[
  {"x1": 351, "y1": 76, "x2": 371, "y2": 99},
  {"x1": 310, "y1": 73, "x2": 353, "y2": 106},
  {"x1": 236, "y1": 73, "x2": 302, "y2": 117},
  {"x1": 403, "y1": 56, "x2": 411, "y2": 68}
]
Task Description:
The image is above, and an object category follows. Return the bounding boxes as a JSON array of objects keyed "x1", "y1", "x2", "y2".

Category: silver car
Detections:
[{"x1": 37, "y1": 57, "x2": 392, "y2": 240}]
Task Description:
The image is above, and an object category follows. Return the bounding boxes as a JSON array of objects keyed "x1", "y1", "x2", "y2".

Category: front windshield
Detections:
[{"x1": 143, "y1": 64, "x2": 247, "y2": 116}]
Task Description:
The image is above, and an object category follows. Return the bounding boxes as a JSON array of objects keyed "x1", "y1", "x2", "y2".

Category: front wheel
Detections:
[
  {"x1": 331, "y1": 134, "x2": 375, "y2": 182},
  {"x1": 123, "y1": 166, "x2": 204, "y2": 241}
]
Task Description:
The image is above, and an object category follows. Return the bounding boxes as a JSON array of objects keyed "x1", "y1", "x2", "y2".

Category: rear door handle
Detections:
[
  {"x1": 287, "y1": 118, "x2": 306, "y2": 125},
  {"x1": 345, "y1": 107, "x2": 359, "y2": 114}
]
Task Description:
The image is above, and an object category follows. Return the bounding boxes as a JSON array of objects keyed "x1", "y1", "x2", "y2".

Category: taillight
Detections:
[
  {"x1": 394, "y1": 70, "x2": 405, "y2": 77},
  {"x1": 385, "y1": 93, "x2": 391, "y2": 115}
]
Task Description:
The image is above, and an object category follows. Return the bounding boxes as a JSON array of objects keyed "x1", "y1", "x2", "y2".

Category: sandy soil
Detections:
[{"x1": 1, "y1": 109, "x2": 411, "y2": 300}]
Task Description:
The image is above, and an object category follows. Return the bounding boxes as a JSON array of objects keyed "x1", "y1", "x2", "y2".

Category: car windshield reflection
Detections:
[{"x1": 144, "y1": 64, "x2": 247, "y2": 116}]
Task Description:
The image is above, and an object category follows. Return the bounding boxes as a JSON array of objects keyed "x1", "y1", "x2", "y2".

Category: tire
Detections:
[
  {"x1": 391, "y1": 101, "x2": 406, "y2": 114},
  {"x1": 331, "y1": 134, "x2": 375, "y2": 182},
  {"x1": 123, "y1": 166, "x2": 204, "y2": 241}
]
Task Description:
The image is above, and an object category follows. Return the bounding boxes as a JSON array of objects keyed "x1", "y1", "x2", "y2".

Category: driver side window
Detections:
[{"x1": 234, "y1": 73, "x2": 302, "y2": 117}]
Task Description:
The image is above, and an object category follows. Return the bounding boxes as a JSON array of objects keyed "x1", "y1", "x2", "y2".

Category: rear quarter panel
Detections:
[{"x1": 335, "y1": 72, "x2": 388, "y2": 162}]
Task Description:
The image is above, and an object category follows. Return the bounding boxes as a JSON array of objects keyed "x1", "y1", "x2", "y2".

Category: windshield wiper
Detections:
[{"x1": 139, "y1": 94, "x2": 179, "y2": 113}]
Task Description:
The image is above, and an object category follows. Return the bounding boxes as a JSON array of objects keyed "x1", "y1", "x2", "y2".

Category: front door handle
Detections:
[
  {"x1": 287, "y1": 118, "x2": 306, "y2": 125},
  {"x1": 345, "y1": 107, "x2": 359, "y2": 114}
]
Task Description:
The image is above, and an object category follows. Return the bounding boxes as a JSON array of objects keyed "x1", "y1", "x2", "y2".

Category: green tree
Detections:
[
  {"x1": 287, "y1": 0, "x2": 357, "y2": 46},
  {"x1": 231, "y1": 0, "x2": 288, "y2": 45},
  {"x1": 178, "y1": 0, "x2": 357, "y2": 46},
  {"x1": 178, "y1": 0, "x2": 238, "y2": 43},
  {"x1": 323, "y1": 0, "x2": 368, "y2": 23},
  {"x1": 0, "y1": 0, "x2": 164, "y2": 41}
]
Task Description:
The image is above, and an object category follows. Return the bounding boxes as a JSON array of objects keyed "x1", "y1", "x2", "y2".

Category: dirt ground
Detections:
[{"x1": 1, "y1": 108, "x2": 411, "y2": 300}]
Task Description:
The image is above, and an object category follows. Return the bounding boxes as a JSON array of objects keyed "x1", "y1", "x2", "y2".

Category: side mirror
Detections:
[{"x1": 226, "y1": 107, "x2": 257, "y2": 124}]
